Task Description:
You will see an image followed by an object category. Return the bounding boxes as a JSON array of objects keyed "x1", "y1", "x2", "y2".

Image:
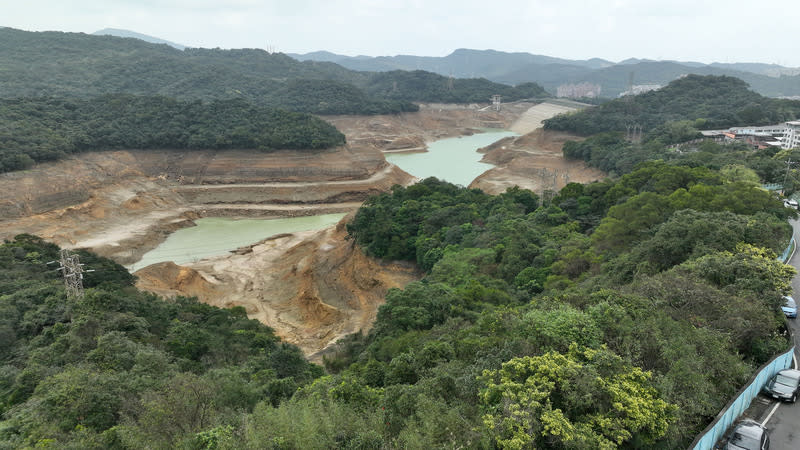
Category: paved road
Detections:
[{"x1": 759, "y1": 218, "x2": 800, "y2": 449}]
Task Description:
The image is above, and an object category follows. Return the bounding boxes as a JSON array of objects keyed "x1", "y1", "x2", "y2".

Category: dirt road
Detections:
[{"x1": 509, "y1": 101, "x2": 585, "y2": 135}]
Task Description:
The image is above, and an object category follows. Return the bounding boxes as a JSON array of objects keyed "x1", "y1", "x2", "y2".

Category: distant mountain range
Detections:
[
  {"x1": 10, "y1": 27, "x2": 799, "y2": 99},
  {"x1": 0, "y1": 28, "x2": 547, "y2": 115},
  {"x1": 289, "y1": 49, "x2": 800, "y2": 98}
]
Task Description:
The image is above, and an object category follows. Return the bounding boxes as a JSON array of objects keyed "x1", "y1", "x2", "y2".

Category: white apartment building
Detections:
[
  {"x1": 785, "y1": 121, "x2": 800, "y2": 149},
  {"x1": 695, "y1": 122, "x2": 800, "y2": 149},
  {"x1": 730, "y1": 125, "x2": 789, "y2": 136}
]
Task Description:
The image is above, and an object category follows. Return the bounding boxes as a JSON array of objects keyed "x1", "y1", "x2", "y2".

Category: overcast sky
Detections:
[{"x1": 4, "y1": 0, "x2": 799, "y2": 67}]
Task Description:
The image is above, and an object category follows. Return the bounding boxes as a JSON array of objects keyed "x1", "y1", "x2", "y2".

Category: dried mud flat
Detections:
[
  {"x1": 470, "y1": 101, "x2": 606, "y2": 195},
  {"x1": 471, "y1": 128, "x2": 606, "y2": 195}
]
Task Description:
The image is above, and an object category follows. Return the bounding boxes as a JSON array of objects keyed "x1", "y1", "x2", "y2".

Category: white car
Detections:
[{"x1": 723, "y1": 419, "x2": 770, "y2": 449}]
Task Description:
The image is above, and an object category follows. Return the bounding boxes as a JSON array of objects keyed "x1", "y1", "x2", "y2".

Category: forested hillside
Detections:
[
  {"x1": 543, "y1": 75, "x2": 800, "y2": 178},
  {"x1": 509, "y1": 60, "x2": 800, "y2": 99},
  {"x1": 334, "y1": 170, "x2": 795, "y2": 448},
  {"x1": 0, "y1": 96, "x2": 346, "y2": 173},
  {"x1": 0, "y1": 235, "x2": 322, "y2": 448},
  {"x1": 3, "y1": 169, "x2": 794, "y2": 447},
  {"x1": 544, "y1": 75, "x2": 800, "y2": 136},
  {"x1": 364, "y1": 70, "x2": 548, "y2": 103},
  {"x1": 0, "y1": 28, "x2": 544, "y2": 113}
]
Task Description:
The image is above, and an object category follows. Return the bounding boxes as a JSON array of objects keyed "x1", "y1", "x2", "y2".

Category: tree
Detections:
[
  {"x1": 12, "y1": 366, "x2": 122, "y2": 434},
  {"x1": 683, "y1": 243, "x2": 795, "y2": 296},
  {"x1": 479, "y1": 345, "x2": 675, "y2": 449},
  {"x1": 620, "y1": 209, "x2": 789, "y2": 275},
  {"x1": 719, "y1": 164, "x2": 760, "y2": 185},
  {"x1": 123, "y1": 373, "x2": 218, "y2": 447},
  {"x1": 591, "y1": 192, "x2": 672, "y2": 253}
]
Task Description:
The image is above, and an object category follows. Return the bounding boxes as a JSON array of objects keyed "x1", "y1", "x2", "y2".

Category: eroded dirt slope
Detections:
[
  {"x1": 471, "y1": 128, "x2": 606, "y2": 194},
  {"x1": 135, "y1": 216, "x2": 421, "y2": 362},
  {"x1": 0, "y1": 145, "x2": 412, "y2": 263},
  {"x1": 327, "y1": 102, "x2": 532, "y2": 152}
]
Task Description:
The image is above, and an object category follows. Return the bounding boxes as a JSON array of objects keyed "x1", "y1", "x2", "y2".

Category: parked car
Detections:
[
  {"x1": 723, "y1": 419, "x2": 770, "y2": 450},
  {"x1": 782, "y1": 295, "x2": 797, "y2": 319},
  {"x1": 784, "y1": 199, "x2": 799, "y2": 209},
  {"x1": 762, "y1": 368, "x2": 800, "y2": 402}
]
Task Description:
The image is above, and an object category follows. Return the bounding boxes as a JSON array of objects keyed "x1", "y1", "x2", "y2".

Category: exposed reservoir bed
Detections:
[
  {"x1": 129, "y1": 213, "x2": 346, "y2": 271},
  {"x1": 385, "y1": 129, "x2": 518, "y2": 186},
  {"x1": 128, "y1": 131, "x2": 515, "y2": 272}
]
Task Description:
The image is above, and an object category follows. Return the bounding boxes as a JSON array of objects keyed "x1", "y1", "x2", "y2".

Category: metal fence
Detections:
[{"x1": 780, "y1": 236, "x2": 796, "y2": 264}]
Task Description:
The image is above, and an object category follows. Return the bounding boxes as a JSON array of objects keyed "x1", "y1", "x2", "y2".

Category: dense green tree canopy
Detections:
[
  {"x1": 479, "y1": 345, "x2": 675, "y2": 449},
  {"x1": 364, "y1": 70, "x2": 548, "y2": 103},
  {"x1": 0, "y1": 235, "x2": 321, "y2": 448},
  {"x1": 549, "y1": 76, "x2": 800, "y2": 184},
  {"x1": 0, "y1": 95, "x2": 346, "y2": 172},
  {"x1": 0, "y1": 28, "x2": 547, "y2": 114},
  {"x1": 332, "y1": 172, "x2": 794, "y2": 448},
  {"x1": 544, "y1": 75, "x2": 800, "y2": 137}
]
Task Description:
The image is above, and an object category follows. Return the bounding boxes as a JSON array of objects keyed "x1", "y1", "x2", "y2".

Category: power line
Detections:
[{"x1": 783, "y1": 159, "x2": 796, "y2": 195}]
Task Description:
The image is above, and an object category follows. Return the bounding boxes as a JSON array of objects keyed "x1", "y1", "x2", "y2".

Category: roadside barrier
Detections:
[
  {"x1": 689, "y1": 346, "x2": 794, "y2": 449},
  {"x1": 780, "y1": 236, "x2": 795, "y2": 264},
  {"x1": 689, "y1": 236, "x2": 796, "y2": 449}
]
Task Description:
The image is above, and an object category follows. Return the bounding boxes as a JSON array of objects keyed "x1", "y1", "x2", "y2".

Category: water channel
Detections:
[
  {"x1": 128, "y1": 213, "x2": 346, "y2": 271},
  {"x1": 131, "y1": 130, "x2": 517, "y2": 271},
  {"x1": 385, "y1": 129, "x2": 518, "y2": 186}
]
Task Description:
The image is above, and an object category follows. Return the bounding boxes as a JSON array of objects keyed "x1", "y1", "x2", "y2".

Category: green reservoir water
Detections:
[
  {"x1": 385, "y1": 129, "x2": 518, "y2": 186},
  {"x1": 129, "y1": 131, "x2": 514, "y2": 272},
  {"x1": 129, "y1": 213, "x2": 346, "y2": 271}
]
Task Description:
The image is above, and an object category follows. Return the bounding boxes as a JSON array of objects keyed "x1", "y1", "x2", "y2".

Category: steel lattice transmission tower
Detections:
[
  {"x1": 59, "y1": 249, "x2": 85, "y2": 299},
  {"x1": 491, "y1": 95, "x2": 502, "y2": 111}
]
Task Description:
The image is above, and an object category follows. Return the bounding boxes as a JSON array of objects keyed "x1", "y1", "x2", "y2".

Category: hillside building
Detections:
[
  {"x1": 785, "y1": 121, "x2": 800, "y2": 149},
  {"x1": 700, "y1": 122, "x2": 800, "y2": 150},
  {"x1": 556, "y1": 83, "x2": 602, "y2": 99},
  {"x1": 618, "y1": 84, "x2": 662, "y2": 97}
]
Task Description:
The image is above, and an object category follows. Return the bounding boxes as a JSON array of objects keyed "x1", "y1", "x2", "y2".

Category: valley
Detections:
[
  {"x1": 0, "y1": 101, "x2": 603, "y2": 359},
  {"x1": 2, "y1": 20, "x2": 798, "y2": 447}
]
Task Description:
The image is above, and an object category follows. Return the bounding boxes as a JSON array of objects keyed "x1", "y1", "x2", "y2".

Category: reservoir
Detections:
[
  {"x1": 129, "y1": 213, "x2": 346, "y2": 271},
  {"x1": 129, "y1": 131, "x2": 515, "y2": 272},
  {"x1": 385, "y1": 129, "x2": 518, "y2": 186}
]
